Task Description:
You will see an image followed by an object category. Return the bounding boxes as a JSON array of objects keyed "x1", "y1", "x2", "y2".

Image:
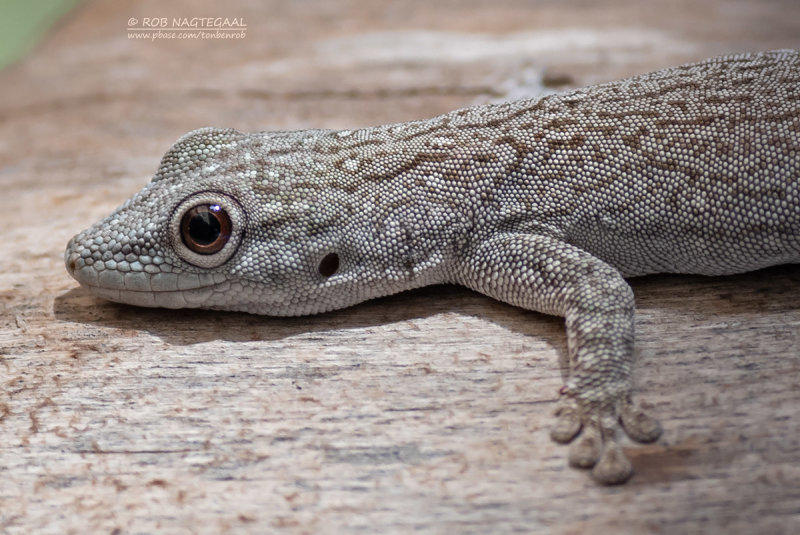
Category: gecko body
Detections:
[{"x1": 65, "y1": 50, "x2": 800, "y2": 484}]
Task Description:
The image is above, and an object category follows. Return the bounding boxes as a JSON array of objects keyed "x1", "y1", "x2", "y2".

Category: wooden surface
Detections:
[{"x1": 2, "y1": 1, "x2": 800, "y2": 533}]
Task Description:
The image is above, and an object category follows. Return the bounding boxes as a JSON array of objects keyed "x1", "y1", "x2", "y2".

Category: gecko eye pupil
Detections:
[{"x1": 180, "y1": 204, "x2": 232, "y2": 254}]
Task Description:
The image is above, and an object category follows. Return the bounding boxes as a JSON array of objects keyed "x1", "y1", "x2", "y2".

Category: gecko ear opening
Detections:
[{"x1": 318, "y1": 253, "x2": 340, "y2": 277}]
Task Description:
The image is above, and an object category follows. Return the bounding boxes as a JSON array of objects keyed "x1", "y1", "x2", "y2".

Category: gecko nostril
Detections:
[{"x1": 68, "y1": 259, "x2": 77, "y2": 272}]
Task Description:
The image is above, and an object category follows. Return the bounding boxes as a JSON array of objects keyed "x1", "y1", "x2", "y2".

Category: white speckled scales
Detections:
[{"x1": 66, "y1": 50, "x2": 800, "y2": 484}]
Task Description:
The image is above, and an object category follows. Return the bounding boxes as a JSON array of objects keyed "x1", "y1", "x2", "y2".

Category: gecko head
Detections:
[{"x1": 65, "y1": 127, "x2": 369, "y2": 316}]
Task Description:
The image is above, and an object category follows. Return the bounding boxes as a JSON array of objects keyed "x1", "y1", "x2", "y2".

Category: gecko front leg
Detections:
[{"x1": 456, "y1": 232, "x2": 662, "y2": 484}]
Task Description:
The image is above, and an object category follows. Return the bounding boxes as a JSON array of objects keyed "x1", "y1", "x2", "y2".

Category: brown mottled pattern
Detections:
[{"x1": 65, "y1": 50, "x2": 799, "y2": 485}]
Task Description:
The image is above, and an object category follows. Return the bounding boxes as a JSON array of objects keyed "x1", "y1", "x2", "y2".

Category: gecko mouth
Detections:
[
  {"x1": 76, "y1": 281, "x2": 222, "y2": 309},
  {"x1": 65, "y1": 249, "x2": 226, "y2": 309}
]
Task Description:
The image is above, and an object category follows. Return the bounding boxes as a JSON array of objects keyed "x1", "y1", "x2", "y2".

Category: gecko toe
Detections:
[
  {"x1": 591, "y1": 440, "x2": 633, "y2": 485},
  {"x1": 550, "y1": 397, "x2": 582, "y2": 443},
  {"x1": 619, "y1": 398, "x2": 662, "y2": 443},
  {"x1": 567, "y1": 424, "x2": 602, "y2": 468}
]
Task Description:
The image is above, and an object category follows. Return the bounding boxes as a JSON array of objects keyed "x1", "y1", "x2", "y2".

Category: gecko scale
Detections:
[{"x1": 65, "y1": 50, "x2": 800, "y2": 484}]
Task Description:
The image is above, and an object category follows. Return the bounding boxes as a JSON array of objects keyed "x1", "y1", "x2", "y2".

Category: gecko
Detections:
[{"x1": 65, "y1": 50, "x2": 800, "y2": 484}]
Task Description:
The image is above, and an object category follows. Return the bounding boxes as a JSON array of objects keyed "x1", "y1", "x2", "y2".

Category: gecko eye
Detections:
[
  {"x1": 180, "y1": 204, "x2": 232, "y2": 254},
  {"x1": 171, "y1": 192, "x2": 245, "y2": 269}
]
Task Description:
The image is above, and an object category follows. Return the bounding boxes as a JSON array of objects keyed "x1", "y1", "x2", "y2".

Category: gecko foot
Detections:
[{"x1": 550, "y1": 394, "x2": 661, "y2": 484}]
